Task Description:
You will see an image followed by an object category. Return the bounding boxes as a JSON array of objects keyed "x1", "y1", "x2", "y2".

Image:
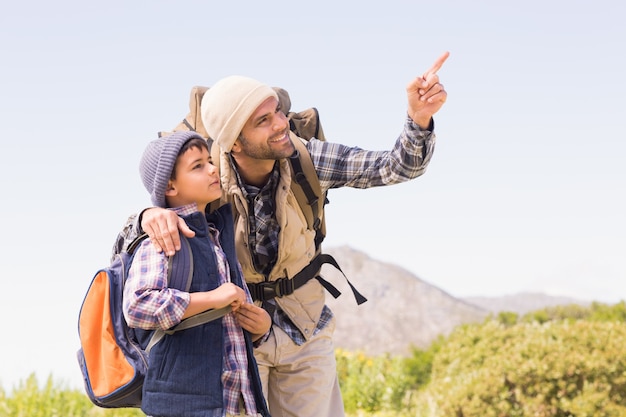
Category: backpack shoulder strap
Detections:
[
  {"x1": 166, "y1": 234, "x2": 194, "y2": 291},
  {"x1": 126, "y1": 233, "x2": 193, "y2": 292},
  {"x1": 288, "y1": 133, "x2": 326, "y2": 247},
  {"x1": 145, "y1": 233, "x2": 230, "y2": 353},
  {"x1": 126, "y1": 233, "x2": 149, "y2": 254}
]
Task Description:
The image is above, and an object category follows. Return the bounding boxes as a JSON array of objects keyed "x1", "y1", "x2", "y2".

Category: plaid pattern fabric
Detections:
[
  {"x1": 123, "y1": 206, "x2": 197, "y2": 330},
  {"x1": 123, "y1": 204, "x2": 257, "y2": 416},
  {"x1": 273, "y1": 304, "x2": 333, "y2": 346},
  {"x1": 309, "y1": 116, "x2": 435, "y2": 190},
  {"x1": 210, "y1": 229, "x2": 257, "y2": 416},
  {"x1": 237, "y1": 164, "x2": 281, "y2": 277},
  {"x1": 119, "y1": 118, "x2": 435, "y2": 347},
  {"x1": 234, "y1": 117, "x2": 435, "y2": 344}
]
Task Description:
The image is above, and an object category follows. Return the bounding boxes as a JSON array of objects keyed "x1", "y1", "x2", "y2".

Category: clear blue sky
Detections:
[{"x1": 1, "y1": 0, "x2": 624, "y2": 391}]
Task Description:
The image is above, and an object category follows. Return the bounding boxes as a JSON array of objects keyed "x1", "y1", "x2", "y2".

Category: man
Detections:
[{"x1": 132, "y1": 52, "x2": 448, "y2": 417}]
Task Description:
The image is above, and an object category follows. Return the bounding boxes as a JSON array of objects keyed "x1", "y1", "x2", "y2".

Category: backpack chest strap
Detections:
[{"x1": 247, "y1": 253, "x2": 367, "y2": 305}]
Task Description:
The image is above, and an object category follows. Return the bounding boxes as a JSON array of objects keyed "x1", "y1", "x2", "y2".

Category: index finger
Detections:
[{"x1": 424, "y1": 51, "x2": 450, "y2": 77}]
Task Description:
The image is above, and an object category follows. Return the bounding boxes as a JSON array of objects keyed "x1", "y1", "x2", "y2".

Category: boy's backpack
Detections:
[
  {"x1": 158, "y1": 86, "x2": 367, "y2": 306},
  {"x1": 77, "y1": 234, "x2": 229, "y2": 408}
]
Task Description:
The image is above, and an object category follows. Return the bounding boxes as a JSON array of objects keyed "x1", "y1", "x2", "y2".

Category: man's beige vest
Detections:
[{"x1": 218, "y1": 151, "x2": 326, "y2": 341}]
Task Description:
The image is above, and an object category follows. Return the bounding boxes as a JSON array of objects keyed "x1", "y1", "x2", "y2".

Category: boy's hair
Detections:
[
  {"x1": 139, "y1": 131, "x2": 208, "y2": 208},
  {"x1": 170, "y1": 136, "x2": 209, "y2": 181}
]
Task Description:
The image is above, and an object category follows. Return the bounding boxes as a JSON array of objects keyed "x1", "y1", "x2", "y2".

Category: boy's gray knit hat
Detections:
[
  {"x1": 201, "y1": 75, "x2": 277, "y2": 152},
  {"x1": 139, "y1": 131, "x2": 204, "y2": 208}
]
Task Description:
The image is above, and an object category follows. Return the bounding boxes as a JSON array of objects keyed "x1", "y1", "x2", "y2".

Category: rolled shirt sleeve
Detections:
[{"x1": 123, "y1": 239, "x2": 191, "y2": 330}]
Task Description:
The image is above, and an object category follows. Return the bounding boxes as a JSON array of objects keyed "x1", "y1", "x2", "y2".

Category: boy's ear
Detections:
[{"x1": 164, "y1": 180, "x2": 177, "y2": 197}]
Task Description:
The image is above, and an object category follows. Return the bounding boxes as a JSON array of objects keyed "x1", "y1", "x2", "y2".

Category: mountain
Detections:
[
  {"x1": 321, "y1": 246, "x2": 489, "y2": 356},
  {"x1": 320, "y1": 246, "x2": 591, "y2": 357}
]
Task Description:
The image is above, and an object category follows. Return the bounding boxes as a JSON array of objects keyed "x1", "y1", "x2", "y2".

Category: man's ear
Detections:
[{"x1": 230, "y1": 139, "x2": 242, "y2": 153}]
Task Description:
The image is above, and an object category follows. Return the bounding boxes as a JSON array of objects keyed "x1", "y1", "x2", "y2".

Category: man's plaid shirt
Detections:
[{"x1": 114, "y1": 116, "x2": 435, "y2": 345}]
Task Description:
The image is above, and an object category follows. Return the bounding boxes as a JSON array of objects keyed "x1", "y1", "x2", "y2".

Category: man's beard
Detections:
[{"x1": 238, "y1": 131, "x2": 295, "y2": 160}]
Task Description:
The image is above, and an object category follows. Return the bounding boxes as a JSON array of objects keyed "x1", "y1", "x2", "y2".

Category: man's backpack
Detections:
[
  {"x1": 158, "y1": 85, "x2": 366, "y2": 306},
  {"x1": 77, "y1": 234, "x2": 229, "y2": 408}
]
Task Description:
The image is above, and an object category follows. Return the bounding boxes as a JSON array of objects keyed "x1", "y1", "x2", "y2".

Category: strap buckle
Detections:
[{"x1": 248, "y1": 278, "x2": 296, "y2": 301}]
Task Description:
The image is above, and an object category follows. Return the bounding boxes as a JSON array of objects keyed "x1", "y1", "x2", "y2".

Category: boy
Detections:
[{"x1": 123, "y1": 131, "x2": 271, "y2": 417}]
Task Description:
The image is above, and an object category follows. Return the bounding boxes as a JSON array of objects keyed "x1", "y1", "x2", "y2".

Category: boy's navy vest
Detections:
[{"x1": 137, "y1": 205, "x2": 269, "y2": 417}]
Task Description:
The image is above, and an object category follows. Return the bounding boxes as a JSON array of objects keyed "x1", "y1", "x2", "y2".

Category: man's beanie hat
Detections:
[
  {"x1": 139, "y1": 131, "x2": 204, "y2": 208},
  {"x1": 200, "y1": 75, "x2": 278, "y2": 152}
]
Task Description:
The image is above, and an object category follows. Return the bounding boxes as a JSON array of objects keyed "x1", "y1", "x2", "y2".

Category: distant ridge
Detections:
[
  {"x1": 321, "y1": 246, "x2": 591, "y2": 356},
  {"x1": 462, "y1": 292, "x2": 591, "y2": 315}
]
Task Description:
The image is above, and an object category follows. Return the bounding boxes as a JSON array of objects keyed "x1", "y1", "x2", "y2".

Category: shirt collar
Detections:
[{"x1": 170, "y1": 203, "x2": 199, "y2": 217}]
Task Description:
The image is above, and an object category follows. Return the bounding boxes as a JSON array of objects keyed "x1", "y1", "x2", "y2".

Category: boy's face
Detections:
[
  {"x1": 166, "y1": 146, "x2": 221, "y2": 210},
  {"x1": 235, "y1": 96, "x2": 294, "y2": 160}
]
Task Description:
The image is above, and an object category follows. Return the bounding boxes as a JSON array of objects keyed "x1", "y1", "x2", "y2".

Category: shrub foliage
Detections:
[
  {"x1": 419, "y1": 319, "x2": 626, "y2": 416},
  {"x1": 2, "y1": 301, "x2": 625, "y2": 416}
]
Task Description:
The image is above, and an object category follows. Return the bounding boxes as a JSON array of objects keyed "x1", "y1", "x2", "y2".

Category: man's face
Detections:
[{"x1": 236, "y1": 96, "x2": 294, "y2": 160}]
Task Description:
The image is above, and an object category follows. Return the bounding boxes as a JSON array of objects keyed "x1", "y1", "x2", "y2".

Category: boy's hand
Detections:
[
  {"x1": 184, "y1": 283, "x2": 245, "y2": 319},
  {"x1": 141, "y1": 207, "x2": 195, "y2": 256},
  {"x1": 234, "y1": 302, "x2": 271, "y2": 338},
  {"x1": 212, "y1": 283, "x2": 246, "y2": 311}
]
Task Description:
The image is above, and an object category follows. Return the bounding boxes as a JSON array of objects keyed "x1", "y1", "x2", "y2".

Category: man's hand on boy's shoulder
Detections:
[{"x1": 141, "y1": 207, "x2": 196, "y2": 256}]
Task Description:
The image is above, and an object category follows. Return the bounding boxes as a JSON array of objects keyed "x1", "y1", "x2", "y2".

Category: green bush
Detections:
[
  {"x1": 0, "y1": 373, "x2": 144, "y2": 417},
  {"x1": 521, "y1": 304, "x2": 591, "y2": 323},
  {"x1": 337, "y1": 342, "x2": 440, "y2": 415},
  {"x1": 519, "y1": 301, "x2": 626, "y2": 325},
  {"x1": 402, "y1": 341, "x2": 441, "y2": 389},
  {"x1": 337, "y1": 349, "x2": 407, "y2": 412},
  {"x1": 418, "y1": 319, "x2": 626, "y2": 417},
  {"x1": 4, "y1": 301, "x2": 625, "y2": 417},
  {"x1": 497, "y1": 311, "x2": 519, "y2": 326},
  {"x1": 589, "y1": 301, "x2": 626, "y2": 322}
]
